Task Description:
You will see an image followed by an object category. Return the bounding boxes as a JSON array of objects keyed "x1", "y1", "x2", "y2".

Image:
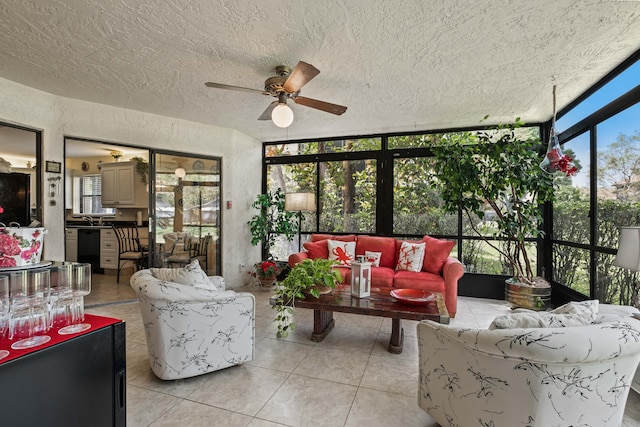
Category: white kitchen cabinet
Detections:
[
  {"x1": 101, "y1": 161, "x2": 147, "y2": 207},
  {"x1": 100, "y1": 228, "x2": 119, "y2": 269},
  {"x1": 65, "y1": 228, "x2": 78, "y2": 262}
]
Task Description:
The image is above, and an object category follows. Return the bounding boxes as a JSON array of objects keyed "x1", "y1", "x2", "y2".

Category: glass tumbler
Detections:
[
  {"x1": 0, "y1": 275, "x2": 9, "y2": 360},
  {"x1": 49, "y1": 264, "x2": 75, "y2": 329},
  {"x1": 9, "y1": 269, "x2": 52, "y2": 350},
  {"x1": 59, "y1": 263, "x2": 92, "y2": 335}
]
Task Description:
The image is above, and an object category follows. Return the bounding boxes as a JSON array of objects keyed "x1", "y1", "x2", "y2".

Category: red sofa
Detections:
[{"x1": 288, "y1": 234, "x2": 464, "y2": 317}]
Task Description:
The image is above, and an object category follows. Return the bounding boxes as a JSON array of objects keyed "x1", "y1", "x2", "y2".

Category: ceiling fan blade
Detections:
[
  {"x1": 258, "y1": 101, "x2": 278, "y2": 120},
  {"x1": 294, "y1": 96, "x2": 347, "y2": 115},
  {"x1": 205, "y1": 82, "x2": 267, "y2": 95},
  {"x1": 283, "y1": 61, "x2": 320, "y2": 93}
]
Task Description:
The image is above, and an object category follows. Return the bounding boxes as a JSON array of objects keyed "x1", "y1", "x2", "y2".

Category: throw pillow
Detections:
[
  {"x1": 422, "y1": 235, "x2": 455, "y2": 274},
  {"x1": 365, "y1": 251, "x2": 382, "y2": 267},
  {"x1": 327, "y1": 240, "x2": 356, "y2": 266},
  {"x1": 303, "y1": 239, "x2": 329, "y2": 259},
  {"x1": 396, "y1": 241, "x2": 426, "y2": 272},
  {"x1": 151, "y1": 259, "x2": 211, "y2": 289},
  {"x1": 551, "y1": 300, "x2": 599, "y2": 321},
  {"x1": 489, "y1": 300, "x2": 600, "y2": 330}
]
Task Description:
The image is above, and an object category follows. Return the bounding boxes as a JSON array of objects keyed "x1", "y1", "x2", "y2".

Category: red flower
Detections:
[
  {"x1": 253, "y1": 261, "x2": 280, "y2": 278},
  {"x1": 0, "y1": 206, "x2": 4, "y2": 214}
]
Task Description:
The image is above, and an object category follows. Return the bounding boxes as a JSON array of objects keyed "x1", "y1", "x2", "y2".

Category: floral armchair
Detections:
[
  {"x1": 417, "y1": 306, "x2": 640, "y2": 427},
  {"x1": 130, "y1": 261, "x2": 254, "y2": 380}
]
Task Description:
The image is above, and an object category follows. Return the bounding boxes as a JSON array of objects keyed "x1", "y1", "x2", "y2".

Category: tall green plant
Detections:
[
  {"x1": 247, "y1": 188, "x2": 298, "y2": 259},
  {"x1": 429, "y1": 118, "x2": 555, "y2": 285}
]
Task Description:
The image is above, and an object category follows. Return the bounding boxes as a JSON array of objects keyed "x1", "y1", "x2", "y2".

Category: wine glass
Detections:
[
  {"x1": 59, "y1": 263, "x2": 91, "y2": 335},
  {"x1": 9, "y1": 269, "x2": 52, "y2": 350},
  {"x1": 0, "y1": 275, "x2": 9, "y2": 360}
]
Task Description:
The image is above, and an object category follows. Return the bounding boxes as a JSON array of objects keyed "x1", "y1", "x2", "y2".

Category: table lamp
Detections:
[
  {"x1": 285, "y1": 192, "x2": 316, "y2": 251},
  {"x1": 613, "y1": 226, "x2": 640, "y2": 309}
]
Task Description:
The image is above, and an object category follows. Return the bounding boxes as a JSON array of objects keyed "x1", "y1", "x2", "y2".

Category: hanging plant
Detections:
[{"x1": 130, "y1": 157, "x2": 149, "y2": 184}]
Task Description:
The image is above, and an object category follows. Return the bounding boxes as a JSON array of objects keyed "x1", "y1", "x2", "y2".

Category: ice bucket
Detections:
[{"x1": 0, "y1": 224, "x2": 47, "y2": 268}]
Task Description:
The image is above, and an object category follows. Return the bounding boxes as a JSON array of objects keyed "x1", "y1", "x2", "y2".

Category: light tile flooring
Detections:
[{"x1": 86, "y1": 273, "x2": 640, "y2": 427}]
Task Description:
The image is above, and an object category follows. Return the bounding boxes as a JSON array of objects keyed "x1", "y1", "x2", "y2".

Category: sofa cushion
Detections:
[
  {"x1": 328, "y1": 240, "x2": 356, "y2": 266},
  {"x1": 365, "y1": 251, "x2": 382, "y2": 267},
  {"x1": 396, "y1": 241, "x2": 426, "y2": 272},
  {"x1": 356, "y1": 235, "x2": 396, "y2": 268},
  {"x1": 311, "y1": 233, "x2": 357, "y2": 242},
  {"x1": 422, "y1": 235, "x2": 456, "y2": 274},
  {"x1": 392, "y1": 270, "x2": 445, "y2": 292},
  {"x1": 370, "y1": 267, "x2": 395, "y2": 288},
  {"x1": 303, "y1": 239, "x2": 329, "y2": 259}
]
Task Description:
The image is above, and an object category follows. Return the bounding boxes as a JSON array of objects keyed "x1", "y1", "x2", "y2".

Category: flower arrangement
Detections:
[
  {"x1": 251, "y1": 260, "x2": 281, "y2": 279},
  {"x1": 110, "y1": 150, "x2": 123, "y2": 161},
  {"x1": 541, "y1": 141, "x2": 578, "y2": 177}
]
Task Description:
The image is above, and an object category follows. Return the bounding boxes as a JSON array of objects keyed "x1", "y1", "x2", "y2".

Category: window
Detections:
[{"x1": 74, "y1": 175, "x2": 115, "y2": 215}]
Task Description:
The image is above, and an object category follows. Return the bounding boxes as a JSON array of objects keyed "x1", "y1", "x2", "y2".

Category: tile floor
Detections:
[{"x1": 86, "y1": 273, "x2": 640, "y2": 427}]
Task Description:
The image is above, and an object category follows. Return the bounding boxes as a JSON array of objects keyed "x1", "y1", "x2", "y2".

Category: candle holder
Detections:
[{"x1": 351, "y1": 261, "x2": 371, "y2": 298}]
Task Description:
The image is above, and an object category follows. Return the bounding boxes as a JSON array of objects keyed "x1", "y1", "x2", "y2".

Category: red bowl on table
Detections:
[{"x1": 390, "y1": 289, "x2": 436, "y2": 305}]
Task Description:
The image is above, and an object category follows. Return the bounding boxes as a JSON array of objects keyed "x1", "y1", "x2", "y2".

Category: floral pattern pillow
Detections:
[
  {"x1": 328, "y1": 240, "x2": 356, "y2": 266},
  {"x1": 396, "y1": 241, "x2": 425, "y2": 272},
  {"x1": 365, "y1": 251, "x2": 382, "y2": 267}
]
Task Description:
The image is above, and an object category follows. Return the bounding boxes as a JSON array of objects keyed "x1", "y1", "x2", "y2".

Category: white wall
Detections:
[{"x1": 0, "y1": 77, "x2": 261, "y2": 287}]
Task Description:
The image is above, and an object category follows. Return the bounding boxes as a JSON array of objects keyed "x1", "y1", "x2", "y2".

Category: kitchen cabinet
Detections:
[
  {"x1": 65, "y1": 228, "x2": 78, "y2": 262},
  {"x1": 101, "y1": 161, "x2": 147, "y2": 207},
  {"x1": 100, "y1": 227, "x2": 119, "y2": 269}
]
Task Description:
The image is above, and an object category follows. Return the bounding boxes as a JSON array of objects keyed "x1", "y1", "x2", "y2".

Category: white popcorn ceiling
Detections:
[{"x1": 0, "y1": 0, "x2": 639, "y2": 142}]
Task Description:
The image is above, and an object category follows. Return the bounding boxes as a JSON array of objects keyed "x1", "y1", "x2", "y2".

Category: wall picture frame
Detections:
[{"x1": 45, "y1": 161, "x2": 62, "y2": 173}]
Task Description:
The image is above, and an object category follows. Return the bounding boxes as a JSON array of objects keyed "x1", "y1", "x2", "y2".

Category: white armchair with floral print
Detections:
[
  {"x1": 417, "y1": 304, "x2": 640, "y2": 427},
  {"x1": 130, "y1": 262, "x2": 254, "y2": 380}
]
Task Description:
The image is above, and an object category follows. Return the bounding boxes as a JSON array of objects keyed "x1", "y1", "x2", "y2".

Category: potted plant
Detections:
[
  {"x1": 429, "y1": 118, "x2": 557, "y2": 309},
  {"x1": 250, "y1": 260, "x2": 281, "y2": 288},
  {"x1": 272, "y1": 258, "x2": 343, "y2": 338},
  {"x1": 247, "y1": 188, "x2": 298, "y2": 260}
]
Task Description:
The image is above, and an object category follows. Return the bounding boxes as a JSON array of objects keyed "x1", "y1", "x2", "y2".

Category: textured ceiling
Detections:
[{"x1": 1, "y1": 0, "x2": 639, "y2": 142}]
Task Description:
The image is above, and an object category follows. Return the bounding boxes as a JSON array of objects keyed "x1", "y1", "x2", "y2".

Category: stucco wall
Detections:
[{"x1": 0, "y1": 77, "x2": 261, "y2": 288}]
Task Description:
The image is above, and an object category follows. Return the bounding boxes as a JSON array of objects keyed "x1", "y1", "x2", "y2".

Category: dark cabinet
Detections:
[{"x1": 0, "y1": 320, "x2": 126, "y2": 427}]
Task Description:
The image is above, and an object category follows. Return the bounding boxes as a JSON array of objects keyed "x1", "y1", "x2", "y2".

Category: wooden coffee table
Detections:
[{"x1": 271, "y1": 284, "x2": 450, "y2": 353}]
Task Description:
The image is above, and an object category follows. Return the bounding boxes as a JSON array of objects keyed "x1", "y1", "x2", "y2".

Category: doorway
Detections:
[{"x1": 153, "y1": 153, "x2": 221, "y2": 275}]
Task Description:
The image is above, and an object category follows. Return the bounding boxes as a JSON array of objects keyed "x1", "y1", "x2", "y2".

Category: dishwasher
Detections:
[{"x1": 77, "y1": 228, "x2": 104, "y2": 273}]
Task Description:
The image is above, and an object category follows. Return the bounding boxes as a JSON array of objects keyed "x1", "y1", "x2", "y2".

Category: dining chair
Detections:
[
  {"x1": 188, "y1": 234, "x2": 212, "y2": 273},
  {"x1": 112, "y1": 223, "x2": 148, "y2": 283}
]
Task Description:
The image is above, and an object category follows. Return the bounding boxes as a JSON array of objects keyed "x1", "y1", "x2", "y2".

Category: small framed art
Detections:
[{"x1": 45, "y1": 161, "x2": 62, "y2": 173}]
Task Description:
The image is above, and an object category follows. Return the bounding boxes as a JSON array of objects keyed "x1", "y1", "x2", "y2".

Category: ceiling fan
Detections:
[{"x1": 205, "y1": 61, "x2": 347, "y2": 128}]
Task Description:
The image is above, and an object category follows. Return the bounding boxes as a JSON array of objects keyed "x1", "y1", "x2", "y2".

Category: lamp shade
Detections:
[
  {"x1": 613, "y1": 226, "x2": 640, "y2": 271},
  {"x1": 174, "y1": 167, "x2": 186, "y2": 178},
  {"x1": 285, "y1": 192, "x2": 316, "y2": 212},
  {"x1": 272, "y1": 103, "x2": 294, "y2": 128}
]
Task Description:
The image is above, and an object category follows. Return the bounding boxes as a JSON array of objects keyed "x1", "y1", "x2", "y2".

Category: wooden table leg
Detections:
[
  {"x1": 388, "y1": 318, "x2": 404, "y2": 353},
  {"x1": 311, "y1": 309, "x2": 334, "y2": 342}
]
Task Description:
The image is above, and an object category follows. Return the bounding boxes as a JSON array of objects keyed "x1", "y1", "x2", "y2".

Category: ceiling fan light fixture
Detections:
[
  {"x1": 174, "y1": 167, "x2": 186, "y2": 178},
  {"x1": 272, "y1": 103, "x2": 294, "y2": 128}
]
